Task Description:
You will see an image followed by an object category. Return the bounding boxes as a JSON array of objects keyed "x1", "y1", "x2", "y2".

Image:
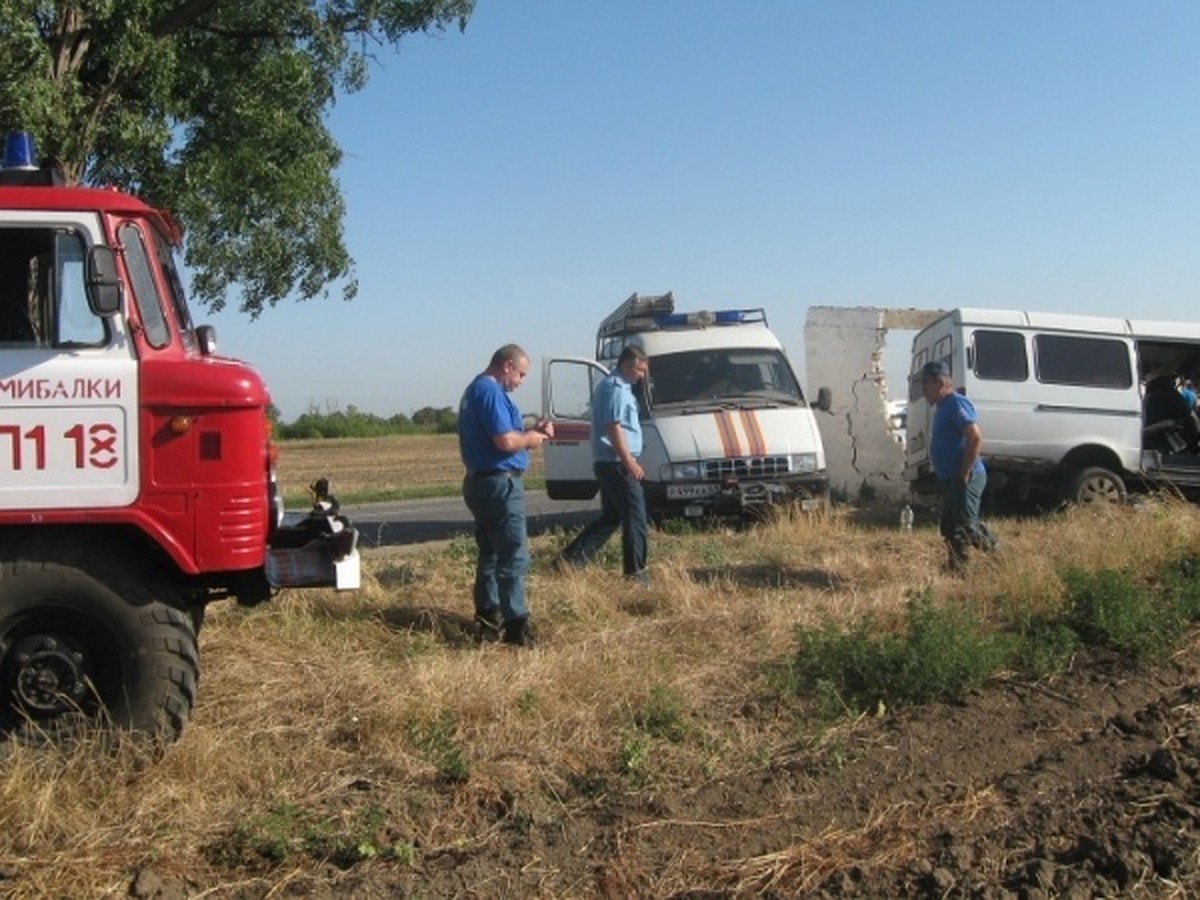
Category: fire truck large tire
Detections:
[{"x1": 0, "y1": 554, "x2": 198, "y2": 745}]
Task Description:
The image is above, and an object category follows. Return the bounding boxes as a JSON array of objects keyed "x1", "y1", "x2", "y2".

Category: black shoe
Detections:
[
  {"x1": 502, "y1": 617, "x2": 533, "y2": 647},
  {"x1": 475, "y1": 609, "x2": 503, "y2": 643}
]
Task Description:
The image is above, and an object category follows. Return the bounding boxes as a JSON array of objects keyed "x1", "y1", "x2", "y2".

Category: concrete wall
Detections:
[{"x1": 804, "y1": 306, "x2": 943, "y2": 502}]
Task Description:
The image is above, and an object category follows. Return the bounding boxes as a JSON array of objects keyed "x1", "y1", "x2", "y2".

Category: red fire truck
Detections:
[{"x1": 0, "y1": 133, "x2": 359, "y2": 745}]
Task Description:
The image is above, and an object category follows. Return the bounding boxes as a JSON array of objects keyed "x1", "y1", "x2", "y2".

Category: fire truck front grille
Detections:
[
  {"x1": 217, "y1": 499, "x2": 266, "y2": 560},
  {"x1": 703, "y1": 456, "x2": 790, "y2": 480},
  {"x1": 200, "y1": 431, "x2": 222, "y2": 461}
]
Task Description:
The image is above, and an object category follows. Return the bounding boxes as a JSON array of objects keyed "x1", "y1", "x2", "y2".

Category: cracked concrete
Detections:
[{"x1": 804, "y1": 306, "x2": 943, "y2": 503}]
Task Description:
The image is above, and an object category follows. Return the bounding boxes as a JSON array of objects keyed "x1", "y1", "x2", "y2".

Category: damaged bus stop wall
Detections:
[{"x1": 804, "y1": 306, "x2": 943, "y2": 503}]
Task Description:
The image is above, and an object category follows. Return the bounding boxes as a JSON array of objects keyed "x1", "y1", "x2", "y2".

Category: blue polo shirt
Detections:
[
  {"x1": 929, "y1": 391, "x2": 985, "y2": 481},
  {"x1": 591, "y1": 369, "x2": 642, "y2": 463},
  {"x1": 458, "y1": 374, "x2": 528, "y2": 472}
]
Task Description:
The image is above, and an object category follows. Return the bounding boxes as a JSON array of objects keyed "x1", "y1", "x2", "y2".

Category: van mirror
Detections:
[
  {"x1": 86, "y1": 245, "x2": 121, "y2": 316},
  {"x1": 813, "y1": 386, "x2": 832, "y2": 412}
]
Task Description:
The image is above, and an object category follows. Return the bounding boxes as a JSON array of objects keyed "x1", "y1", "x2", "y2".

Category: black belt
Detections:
[{"x1": 472, "y1": 469, "x2": 523, "y2": 478}]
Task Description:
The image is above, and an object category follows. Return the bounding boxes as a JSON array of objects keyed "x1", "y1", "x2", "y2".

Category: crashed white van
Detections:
[
  {"x1": 904, "y1": 307, "x2": 1200, "y2": 506},
  {"x1": 542, "y1": 292, "x2": 830, "y2": 519}
]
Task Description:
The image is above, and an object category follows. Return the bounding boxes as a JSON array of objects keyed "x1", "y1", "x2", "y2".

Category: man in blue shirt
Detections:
[
  {"x1": 459, "y1": 344, "x2": 553, "y2": 645},
  {"x1": 1182, "y1": 379, "x2": 1198, "y2": 412},
  {"x1": 559, "y1": 345, "x2": 651, "y2": 583},
  {"x1": 921, "y1": 360, "x2": 997, "y2": 570}
]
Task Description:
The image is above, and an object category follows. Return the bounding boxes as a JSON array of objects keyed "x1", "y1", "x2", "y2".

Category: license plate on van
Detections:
[{"x1": 667, "y1": 483, "x2": 718, "y2": 500}]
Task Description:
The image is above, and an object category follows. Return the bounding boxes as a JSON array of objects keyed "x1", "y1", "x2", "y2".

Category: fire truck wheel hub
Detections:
[{"x1": 12, "y1": 635, "x2": 90, "y2": 714}]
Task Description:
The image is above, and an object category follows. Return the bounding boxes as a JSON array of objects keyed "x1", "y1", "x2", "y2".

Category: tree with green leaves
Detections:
[{"x1": 0, "y1": 0, "x2": 474, "y2": 316}]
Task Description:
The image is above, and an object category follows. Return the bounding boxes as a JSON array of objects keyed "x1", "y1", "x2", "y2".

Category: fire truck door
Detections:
[{"x1": 0, "y1": 232, "x2": 137, "y2": 510}]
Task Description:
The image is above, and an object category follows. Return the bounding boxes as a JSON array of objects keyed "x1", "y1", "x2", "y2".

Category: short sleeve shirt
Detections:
[
  {"x1": 458, "y1": 374, "x2": 528, "y2": 472},
  {"x1": 929, "y1": 391, "x2": 985, "y2": 481},
  {"x1": 591, "y1": 369, "x2": 642, "y2": 462}
]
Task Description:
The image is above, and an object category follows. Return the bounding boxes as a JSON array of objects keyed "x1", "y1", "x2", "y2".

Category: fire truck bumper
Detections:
[{"x1": 264, "y1": 515, "x2": 362, "y2": 591}]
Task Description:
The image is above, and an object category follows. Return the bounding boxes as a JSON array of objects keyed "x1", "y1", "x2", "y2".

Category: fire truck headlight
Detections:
[{"x1": 268, "y1": 476, "x2": 285, "y2": 530}]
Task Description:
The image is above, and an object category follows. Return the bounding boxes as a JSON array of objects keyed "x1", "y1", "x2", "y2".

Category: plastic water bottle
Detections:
[{"x1": 899, "y1": 504, "x2": 914, "y2": 532}]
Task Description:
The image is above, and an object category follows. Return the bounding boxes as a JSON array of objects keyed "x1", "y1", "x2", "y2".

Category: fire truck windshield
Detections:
[{"x1": 152, "y1": 230, "x2": 194, "y2": 333}]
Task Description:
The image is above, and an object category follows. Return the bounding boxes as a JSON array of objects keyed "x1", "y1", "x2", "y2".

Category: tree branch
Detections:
[{"x1": 152, "y1": 0, "x2": 225, "y2": 39}]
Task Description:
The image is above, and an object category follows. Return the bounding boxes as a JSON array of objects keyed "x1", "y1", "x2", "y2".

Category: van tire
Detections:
[{"x1": 1066, "y1": 466, "x2": 1127, "y2": 506}]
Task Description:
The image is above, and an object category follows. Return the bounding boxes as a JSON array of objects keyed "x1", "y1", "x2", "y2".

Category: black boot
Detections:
[
  {"x1": 502, "y1": 617, "x2": 533, "y2": 647},
  {"x1": 475, "y1": 609, "x2": 502, "y2": 643}
]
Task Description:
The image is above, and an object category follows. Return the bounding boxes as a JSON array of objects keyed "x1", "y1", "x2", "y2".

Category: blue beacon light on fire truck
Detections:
[
  {"x1": 3, "y1": 132, "x2": 37, "y2": 169},
  {"x1": 1, "y1": 132, "x2": 64, "y2": 186}
]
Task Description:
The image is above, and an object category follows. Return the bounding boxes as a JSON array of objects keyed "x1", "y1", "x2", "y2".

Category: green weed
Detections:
[
  {"x1": 792, "y1": 591, "x2": 1006, "y2": 714},
  {"x1": 1061, "y1": 568, "x2": 1180, "y2": 660},
  {"x1": 206, "y1": 803, "x2": 400, "y2": 870},
  {"x1": 1161, "y1": 557, "x2": 1200, "y2": 622},
  {"x1": 617, "y1": 734, "x2": 652, "y2": 785},
  {"x1": 1008, "y1": 618, "x2": 1080, "y2": 679},
  {"x1": 632, "y1": 684, "x2": 690, "y2": 743},
  {"x1": 405, "y1": 710, "x2": 470, "y2": 783}
]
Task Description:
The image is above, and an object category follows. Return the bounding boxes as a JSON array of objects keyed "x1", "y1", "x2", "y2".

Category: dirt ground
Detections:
[{"x1": 130, "y1": 635, "x2": 1200, "y2": 899}]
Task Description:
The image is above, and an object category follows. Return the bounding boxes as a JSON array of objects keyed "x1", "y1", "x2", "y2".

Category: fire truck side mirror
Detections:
[
  {"x1": 196, "y1": 324, "x2": 218, "y2": 355},
  {"x1": 86, "y1": 246, "x2": 122, "y2": 316}
]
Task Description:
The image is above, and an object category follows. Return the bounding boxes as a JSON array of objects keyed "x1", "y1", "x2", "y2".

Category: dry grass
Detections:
[
  {"x1": 4, "y1": 441, "x2": 1200, "y2": 897},
  {"x1": 275, "y1": 433, "x2": 543, "y2": 504}
]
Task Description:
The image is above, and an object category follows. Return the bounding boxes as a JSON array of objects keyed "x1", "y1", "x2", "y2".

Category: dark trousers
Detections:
[
  {"x1": 939, "y1": 468, "x2": 996, "y2": 568},
  {"x1": 561, "y1": 461, "x2": 648, "y2": 576}
]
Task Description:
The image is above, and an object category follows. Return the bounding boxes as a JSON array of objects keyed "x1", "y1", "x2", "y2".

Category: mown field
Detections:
[
  {"x1": 4, "y1": 436, "x2": 1200, "y2": 897},
  {"x1": 274, "y1": 433, "x2": 529, "y2": 505}
]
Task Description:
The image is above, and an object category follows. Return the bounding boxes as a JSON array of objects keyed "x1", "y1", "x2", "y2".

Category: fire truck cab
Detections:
[{"x1": 0, "y1": 133, "x2": 359, "y2": 745}]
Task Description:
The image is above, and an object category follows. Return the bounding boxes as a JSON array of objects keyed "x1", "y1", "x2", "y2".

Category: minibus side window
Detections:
[
  {"x1": 973, "y1": 330, "x2": 1028, "y2": 381},
  {"x1": 1034, "y1": 335, "x2": 1132, "y2": 389}
]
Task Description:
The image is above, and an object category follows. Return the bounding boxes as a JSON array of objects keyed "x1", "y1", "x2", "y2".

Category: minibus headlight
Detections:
[
  {"x1": 664, "y1": 462, "x2": 703, "y2": 481},
  {"x1": 789, "y1": 453, "x2": 818, "y2": 474}
]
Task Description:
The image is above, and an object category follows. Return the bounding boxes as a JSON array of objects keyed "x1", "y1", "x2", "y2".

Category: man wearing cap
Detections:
[{"x1": 920, "y1": 360, "x2": 997, "y2": 569}]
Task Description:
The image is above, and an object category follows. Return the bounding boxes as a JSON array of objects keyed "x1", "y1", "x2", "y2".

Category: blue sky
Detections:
[{"x1": 208, "y1": 1, "x2": 1200, "y2": 420}]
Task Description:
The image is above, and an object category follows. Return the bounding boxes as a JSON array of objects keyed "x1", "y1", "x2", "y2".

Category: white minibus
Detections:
[{"x1": 904, "y1": 308, "x2": 1200, "y2": 505}]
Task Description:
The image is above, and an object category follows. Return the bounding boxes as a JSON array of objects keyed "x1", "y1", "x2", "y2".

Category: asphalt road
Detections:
[{"x1": 342, "y1": 490, "x2": 601, "y2": 548}]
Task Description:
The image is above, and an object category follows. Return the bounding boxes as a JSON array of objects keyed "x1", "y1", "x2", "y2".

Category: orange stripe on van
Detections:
[
  {"x1": 739, "y1": 410, "x2": 766, "y2": 456},
  {"x1": 552, "y1": 422, "x2": 591, "y2": 442},
  {"x1": 714, "y1": 411, "x2": 743, "y2": 457}
]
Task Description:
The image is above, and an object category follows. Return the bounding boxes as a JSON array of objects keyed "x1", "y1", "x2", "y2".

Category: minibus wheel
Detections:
[{"x1": 1066, "y1": 466, "x2": 1127, "y2": 506}]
